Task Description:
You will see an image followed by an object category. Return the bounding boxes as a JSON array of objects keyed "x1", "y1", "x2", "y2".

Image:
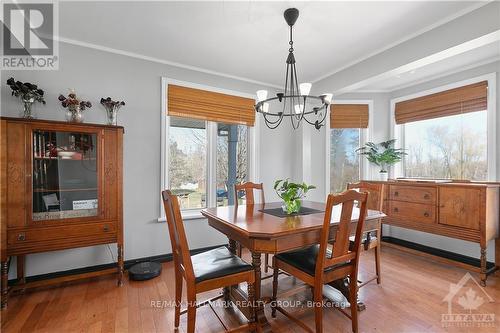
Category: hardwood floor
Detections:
[{"x1": 1, "y1": 245, "x2": 499, "y2": 333}]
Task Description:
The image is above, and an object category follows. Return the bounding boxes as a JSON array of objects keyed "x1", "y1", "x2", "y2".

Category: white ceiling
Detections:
[
  {"x1": 59, "y1": 1, "x2": 485, "y2": 87},
  {"x1": 359, "y1": 41, "x2": 500, "y2": 91}
]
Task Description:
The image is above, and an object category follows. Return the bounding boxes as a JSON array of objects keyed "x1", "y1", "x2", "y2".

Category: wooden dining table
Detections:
[{"x1": 201, "y1": 200, "x2": 385, "y2": 329}]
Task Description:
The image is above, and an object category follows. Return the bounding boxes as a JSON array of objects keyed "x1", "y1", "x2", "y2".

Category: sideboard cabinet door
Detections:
[{"x1": 438, "y1": 187, "x2": 481, "y2": 230}]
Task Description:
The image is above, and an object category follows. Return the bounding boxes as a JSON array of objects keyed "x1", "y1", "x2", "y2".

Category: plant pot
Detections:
[
  {"x1": 21, "y1": 97, "x2": 35, "y2": 119},
  {"x1": 379, "y1": 171, "x2": 388, "y2": 181},
  {"x1": 65, "y1": 105, "x2": 84, "y2": 123},
  {"x1": 106, "y1": 108, "x2": 118, "y2": 126},
  {"x1": 282, "y1": 199, "x2": 301, "y2": 215}
]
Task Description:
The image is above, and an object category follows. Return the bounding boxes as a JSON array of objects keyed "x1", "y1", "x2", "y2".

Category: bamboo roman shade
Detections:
[
  {"x1": 330, "y1": 104, "x2": 369, "y2": 128},
  {"x1": 395, "y1": 81, "x2": 488, "y2": 124},
  {"x1": 168, "y1": 84, "x2": 255, "y2": 126}
]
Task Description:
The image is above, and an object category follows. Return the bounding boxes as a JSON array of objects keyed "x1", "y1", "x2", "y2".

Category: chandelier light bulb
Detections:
[
  {"x1": 323, "y1": 93, "x2": 333, "y2": 104},
  {"x1": 262, "y1": 103, "x2": 270, "y2": 113},
  {"x1": 299, "y1": 83, "x2": 312, "y2": 96},
  {"x1": 294, "y1": 104, "x2": 303, "y2": 114},
  {"x1": 256, "y1": 90, "x2": 268, "y2": 102}
]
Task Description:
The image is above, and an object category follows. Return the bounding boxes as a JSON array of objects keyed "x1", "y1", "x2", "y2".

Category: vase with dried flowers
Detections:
[
  {"x1": 100, "y1": 97, "x2": 125, "y2": 125},
  {"x1": 58, "y1": 90, "x2": 92, "y2": 123},
  {"x1": 7, "y1": 77, "x2": 46, "y2": 119}
]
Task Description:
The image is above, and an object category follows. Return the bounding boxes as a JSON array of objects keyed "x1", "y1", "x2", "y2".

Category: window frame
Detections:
[
  {"x1": 160, "y1": 78, "x2": 259, "y2": 221},
  {"x1": 390, "y1": 73, "x2": 497, "y2": 180},
  {"x1": 325, "y1": 100, "x2": 373, "y2": 197}
]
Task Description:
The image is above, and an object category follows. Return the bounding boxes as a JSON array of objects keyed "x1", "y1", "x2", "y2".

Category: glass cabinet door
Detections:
[{"x1": 32, "y1": 130, "x2": 99, "y2": 221}]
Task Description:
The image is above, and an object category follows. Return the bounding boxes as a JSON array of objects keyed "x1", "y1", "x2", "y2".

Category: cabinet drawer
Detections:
[
  {"x1": 389, "y1": 185, "x2": 436, "y2": 204},
  {"x1": 8, "y1": 222, "x2": 116, "y2": 246},
  {"x1": 388, "y1": 201, "x2": 436, "y2": 223}
]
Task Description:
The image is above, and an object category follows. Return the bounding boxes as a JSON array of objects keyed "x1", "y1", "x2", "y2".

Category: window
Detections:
[
  {"x1": 216, "y1": 123, "x2": 248, "y2": 206},
  {"x1": 404, "y1": 111, "x2": 487, "y2": 180},
  {"x1": 329, "y1": 103, "x2": 370, "y2": 193},
  {"x1": 168, "y1": 117, "x2": 207, "y2": 210},
  {"x1": 168, "y1": 118, "x2": 250, "y2": 211},
  {"x1": 162, "y1": 80, "x2": 257, "y2": 217},
  {"x1": 330, "y1": 128, "x2": 361, "y2": 193}
]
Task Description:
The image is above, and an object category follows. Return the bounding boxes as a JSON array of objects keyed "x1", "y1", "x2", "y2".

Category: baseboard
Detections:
[
  {"x1": 382, "y1": 236, "x2": 495, "y2": 269},
  {"x1": 8, "y1": 244, "x2": 225, "y2": 285}
]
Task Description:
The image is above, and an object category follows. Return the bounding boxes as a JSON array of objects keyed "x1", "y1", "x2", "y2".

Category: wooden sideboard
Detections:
[
  {"x1": 368, "y1": 179, "x2": 499, "y2": 285},
  {"x1": 0, "y1": 117, "x2": 124, "y2": 308}
]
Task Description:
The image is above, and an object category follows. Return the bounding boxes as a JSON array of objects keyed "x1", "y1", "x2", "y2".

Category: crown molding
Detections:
[
  {"x1": 55, "y1": 36, "x2": 282, "y2": 89},
  {"x1": 311, "y1": 1, "x2": 490, "y2": 85}
]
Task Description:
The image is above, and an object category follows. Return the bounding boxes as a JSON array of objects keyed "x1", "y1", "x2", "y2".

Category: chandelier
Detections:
[{"x1": 255, "y1": 8, "x2": 333, "y2": 130}]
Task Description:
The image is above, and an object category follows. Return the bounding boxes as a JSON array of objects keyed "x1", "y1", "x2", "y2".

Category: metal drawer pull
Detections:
[
  {"x1": 423, "y1": 212, "x2": 429, "y2": 217},
  {"x1": 17, "y1": 233, "x2": 26, "y2": 241},
  {"x1": 394, "y1": 191, "x2": 399, "y2": 196},
  {"x1": 423, "y1": 194, "x2": 430, "y2": 199},
  {"x1": 103, "y1": 225, "x2": 110, "y2": 232},
  {"x1": 393, "y1": 207, "x2": 399, "y2": 213}
]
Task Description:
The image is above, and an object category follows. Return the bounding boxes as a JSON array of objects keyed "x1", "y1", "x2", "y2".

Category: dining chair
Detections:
[
  {"x1": 271, "y1": 189, "x2": 369, "y2": 333},
  {"x1": 162, "y1": 190, "x2": 259, "y2": 333},
  {"x1": 234, "y1": 182, "x2": 272, "y2": 272},
  {"x1": 347, "y1": 182, "x2": 385, "y2": 286}
]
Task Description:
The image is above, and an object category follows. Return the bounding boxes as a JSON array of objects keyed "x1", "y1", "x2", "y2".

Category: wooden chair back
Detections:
[
  {"x1": 162, "y1": 190, "x2": 194, "y2": 281},
  {"x1": 234, "y1": 182, "x2": 265, "y2": 207},
  {"x1": 347, "y1": 181, "x2": 385, "y2": 212},
  {"x1": 315, "y1": 190, "x2": 368, "y2": 277}
]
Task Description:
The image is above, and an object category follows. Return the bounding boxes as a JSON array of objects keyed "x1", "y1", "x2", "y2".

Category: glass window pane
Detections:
[
  {"x1": 404, "y1": 111, "x2": 487, "y2": 180},
  {"x1": 168, "y1": 117, "x2": 207, "y2": 210},
  {"x1": 330, "y1": 128, "x2": 360, "y2": 193},
  {"x1": 217, "y1": 123, "x2": 248, "y2": 206},
  {"x1": 32, "y1": 131, "x2": 98, "y2": 221}
]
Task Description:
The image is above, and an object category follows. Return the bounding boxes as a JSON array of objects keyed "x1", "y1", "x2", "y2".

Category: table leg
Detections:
[
  {"x1": 224, "y1": 239, "x2": 238, "y2": 302},
  {"x1": 327, "y1": 278, "x2": 366, "y2": 311},
  {"x1": 251, "y1": 251, "x2": 270, "y2": 328}
]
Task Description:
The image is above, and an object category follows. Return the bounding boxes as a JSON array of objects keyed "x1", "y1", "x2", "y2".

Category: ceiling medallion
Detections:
[{"x1": 255, "y1": 8, "x2": 332, "y2": 130}]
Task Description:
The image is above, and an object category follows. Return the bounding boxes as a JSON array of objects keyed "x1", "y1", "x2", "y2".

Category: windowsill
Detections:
[{"x1": 157, "y1": 209, "x2": 205, "y2": 222}]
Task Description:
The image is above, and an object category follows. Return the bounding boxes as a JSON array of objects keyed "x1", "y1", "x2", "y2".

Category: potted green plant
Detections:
[
  {"x1": 274, "y1": 179, "x2": 315, "y2": 215},
  {"x1": 356, "y1": 139, "x2": 406, "y2": 181}
]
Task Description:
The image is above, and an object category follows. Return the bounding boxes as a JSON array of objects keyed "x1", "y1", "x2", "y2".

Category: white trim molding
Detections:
[
  {"x1": 325, "y1": 100, "x2": 374, "y2": 198},
  {"x1": 390, "y1": 72, "x2": 497, "y2": 181},
  {"x1": 159, "y1": 77, "x2": 259, "y2": 221}
]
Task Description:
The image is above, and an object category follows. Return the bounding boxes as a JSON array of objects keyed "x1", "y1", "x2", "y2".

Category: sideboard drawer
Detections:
[
  {"x1": 8, "y1": 222, "x2": 116, "y2": 247},
  {"x1": 389, "y1": 185, "x2": 436, "y2": 204},
  {"x1": 388, "y1": 201, "x2": 436, "y2": 223}
]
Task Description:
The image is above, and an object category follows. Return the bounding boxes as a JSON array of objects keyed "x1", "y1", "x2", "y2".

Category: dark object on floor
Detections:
[{"x1": 128, "y1": 261, "x2": 162, "y2": 281}]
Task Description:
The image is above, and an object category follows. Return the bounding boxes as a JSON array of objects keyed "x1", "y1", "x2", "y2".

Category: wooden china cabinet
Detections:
[{"x1": 0, "y1": 117, "x2": 124, "y2": 308}]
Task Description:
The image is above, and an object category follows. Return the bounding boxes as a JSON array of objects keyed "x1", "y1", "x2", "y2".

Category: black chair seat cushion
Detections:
[
  {"x1": 275, "y1": 245, "x2": 350, "y2": 276},
  {"x1": 192, "y1": 246, "x2": 253, "y2": 283}
]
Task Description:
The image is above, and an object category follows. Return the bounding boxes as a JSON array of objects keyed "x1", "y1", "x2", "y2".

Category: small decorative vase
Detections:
[
  {"x1": 282, "y1": 199, "x2": 301, "y2": 215},
  {"x1": 106, "y1": 108, "x2": 118, "y2": 126},
  {"x1": 21, "y1": 97, "x2": 35, "y2": 119},
  {"x1": 379, "y1": 171, "x2": 388, "y2": 181},
  {"x1": 65, "y1": 105, "x2": 84, "y2": 123}
]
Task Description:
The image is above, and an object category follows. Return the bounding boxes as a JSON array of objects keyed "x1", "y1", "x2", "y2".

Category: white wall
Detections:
[{"x1": 0, "y1": 42, "x2": 295, "y2": 278}]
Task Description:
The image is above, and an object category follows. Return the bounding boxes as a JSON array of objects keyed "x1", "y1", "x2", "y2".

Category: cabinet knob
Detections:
[
  {"x1": 394, "y1": 191, "x2": 399, "y2": 196},
  {"x1": 17, "y1": 233, "x2": 26, "y2": 241},
  {"x1": 103, "y1": 225, "x2": 110, "y2": 232},
  {"x1": 424, "y1": 194, "x2": 430, "y2": 199},
  {"x1": 393, "y1": 207, "x2": 399, "y2": 213},
  {"x1": 423, "y1": 212, "x2": 429, "y2": 217}
]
